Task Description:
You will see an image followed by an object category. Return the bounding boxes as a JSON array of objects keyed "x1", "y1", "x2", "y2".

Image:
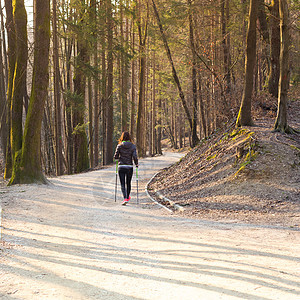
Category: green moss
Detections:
[
  {"x1": 220, "y1": 133, "x2": 229, "y2": 142},
  {"x1": 8, "y1": 149, "x2": 22, "y2": 185},
  {"x1": 247, "y1": 132, "x2": 254, "y2": 139},
  {"x1": 206, "y1": 154, "x2": 217, "y2": 160},
  {"x1": 290, "y1": 145, "x2": 300, "y2": 153},
  {"x1": 4, "y1": 147, "x2": 13, "y2": 180},
  {"x1": 233, "y1": 165, "x2": 246, "y2": 177},
  {"x1": 73, "y1": 122, "x2": 89, "y2": 135},
  {"x1": 244, "y1": 149, "x2": 257, "y2": 161},
  {"x1": 230, "y1": 128, "x2": 248, "y2": 139},
  {"x1": 230, "y1": 129, "x2": 239, "y2": 138},
  {"x1": 193, "y1": 158, "x2": 200, "y2": 164},
  {"x1": 232, "y1": 129, "x2": 253, "y2": 141},
  {"x1": 233, "y1": 132, "x2": 259, "y2": 178},
  {"x1": 192, "y1": 153, "x2": 205, "y2": 164}
]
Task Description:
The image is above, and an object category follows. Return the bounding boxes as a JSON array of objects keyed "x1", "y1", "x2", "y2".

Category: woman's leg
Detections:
[
  {"x1": 126, "y1": 168, "x2": 133, "y2": 199},
  {"x1": 118, "y1": 169, "x2": 127, "y2": 199}
]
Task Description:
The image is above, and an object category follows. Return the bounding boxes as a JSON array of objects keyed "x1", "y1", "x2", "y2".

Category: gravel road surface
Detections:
[{"x1": 0, "y1": 153, "x2": 299, "y2": 299}]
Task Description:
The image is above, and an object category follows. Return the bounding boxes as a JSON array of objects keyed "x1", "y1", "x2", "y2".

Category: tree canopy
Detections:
[{"x1": 0, "y1": 0, "x2": 298, "y2": 183}]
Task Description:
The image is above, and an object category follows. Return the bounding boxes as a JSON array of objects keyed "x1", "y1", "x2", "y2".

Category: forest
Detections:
[{"x1": 0, "y1": 0, "x2": 299, "y2": 184}]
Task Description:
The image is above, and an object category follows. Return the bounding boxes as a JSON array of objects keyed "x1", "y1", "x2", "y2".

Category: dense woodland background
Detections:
[{"x1": 0, "y1": 0, "x2": 299, "y2": 184}]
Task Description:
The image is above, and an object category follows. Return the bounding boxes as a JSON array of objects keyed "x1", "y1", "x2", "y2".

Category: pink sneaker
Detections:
[
  {"x1": 127, "y1": 196, "x2": 131, "y2": 202},
  {"x1": 122, "y1": 199, "x2": 128, "y2": 205}
]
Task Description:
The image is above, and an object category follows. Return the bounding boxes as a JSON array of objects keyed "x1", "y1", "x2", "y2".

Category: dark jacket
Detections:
[{"x1": 114, "y1": 142, "x2": 138, "y2": 166}]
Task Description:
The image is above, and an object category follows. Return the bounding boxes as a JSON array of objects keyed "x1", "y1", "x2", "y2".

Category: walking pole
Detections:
[
  {"x1": 136, "y1": 166, "x2": 139, "y2": 204},
  {"x1": 115, "y1": 161, "x2": 118, "y2": 202}
]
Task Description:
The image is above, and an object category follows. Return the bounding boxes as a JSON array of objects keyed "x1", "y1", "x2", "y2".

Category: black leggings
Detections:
[{"x1": 118, "y1": 168, "x2": 133, "y2": 199}]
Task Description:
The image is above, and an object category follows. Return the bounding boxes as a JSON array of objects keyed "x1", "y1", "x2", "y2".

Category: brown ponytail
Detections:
[{"x1": 118, "y1": 131, "x2": 133, "y2": 144}]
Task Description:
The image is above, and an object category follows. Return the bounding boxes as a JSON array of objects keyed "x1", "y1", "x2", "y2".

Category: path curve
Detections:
[{"x1": 0, "y1": 152, "x2": 299, "y2": 299}]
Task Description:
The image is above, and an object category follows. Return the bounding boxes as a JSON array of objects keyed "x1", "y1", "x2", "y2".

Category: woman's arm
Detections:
[
  {"x1": 114, "y1": 144, "x2": 120, "y2": 159},
  {"x1": 133, "y1": 147, "x2": 138, "y2": 166}
]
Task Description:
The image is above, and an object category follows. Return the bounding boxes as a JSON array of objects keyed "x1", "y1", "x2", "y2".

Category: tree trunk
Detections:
[
  {"x1": 53, "y1": 0, "x2": 64, "y2": 176},
  {"x1": 124, "y1": 3, "x2": 130, "y2": 132},
  {"x1": 136, "y1": 0, "x2": 148, "y2": 157},
  {"x1": 152, "y1": 0, "x2": 199, "y2": 147},
  {"x1": 9, "y1": 0, "x2": 50, "y2": 184},
  {"x1": 236, "y1": 0, "x2": 257, "y2": 126},
  {"x1": 43, "y1": 108, "x2": 55, "y2": 175},
  {"x1": 221, "y1": 0, "x2": 231, "y2": 93},
  {"x1": 105, "y1": 0, "x2": 114, "y2": 165},
  {"x1": 130, "y1": 19, "x2": 136, "y2": 137},
  {"x1": 193, "y1": 13, "x2": 207, "y2": 138},
  {"x1": 91, "y1": 0, "x2": 99, "y2": 167},
  {"x1": 4, "y1": 0, "x2": 16, "y2": 179},
  {"x1": 197, "y1": 68, "x2": 207, "y2": 138},
  {"x1": 268, "y1": 0, "x2": 280, "y2": 98},
  {"x1": 136, "y1": 50, "x2": 146, "y2": 156},
  {"x1": 178, "y1": 103, "x2": 183, "y2": 148},
  {"x1": 88, "y1": 76, "x2": 93, "y2": 168},
  {"x1": 45, "y1": 96, "x2": 56, "y2": 175},
  {"x1": 257, "y1": 0, "x2": 270, "y2": 87},
  {"x1": 0, "y1": 2, "x2": 8, "y2": 87},
  {"x1": 226, "y1": 0, "x2": 234, "y2": 89},
  {"x1": 163, "y1": 101, "x2": 176, "y2": 149},
  {"x1": 10, "y1": 0, "x2": 28, "y2": 169},
  {"x1": 73, "y1": 2, "x2": 89, "y2": 173},
  {"x1": 157, "y1": 66, "x2": 162, "y2": 154},
  {"x1": 100, "y1": 0, "x2": 107, "y2": 165},
  {"x1": 274, "y1": 0, "x2": 290, "y2": 132},
  {"x1": 93, "y1": 63, "x2": 99, "y2": 167},
  {"x1": 120, "y1": 0, "x2": 128, "y2": 132},
  {"x1": 188, "y1": 0, "x2": 199, "y2": 147},
  {"x1": 206, "y1": 82, "x2": 211, "y2": 136},
  {"x1": 65, "y1": 38, "x2": 73, "y2": 174},
  {"x1": 172, "y1": 101, "x2": 178, "y2": 149},
  {"x1": 101, "y1": 52, "x2": 106, "y2": 165},
  {"x1": 210, "y1": 12, "x2": 217, "y2": 131},
  {"x1": 0, "y1": 13, "x2": 7, "y2": 159},
  {"x1": 151, "y1": 49, "x2": 156, "y2": 155}
]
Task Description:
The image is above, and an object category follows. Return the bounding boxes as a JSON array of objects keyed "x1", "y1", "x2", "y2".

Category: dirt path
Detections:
[{"x1": 0, "y1": 153, "x2": 299, "y2": 300}]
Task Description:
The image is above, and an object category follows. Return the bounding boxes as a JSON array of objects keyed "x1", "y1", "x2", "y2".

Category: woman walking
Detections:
[{"x1": 114, "y1": 132, "x2": 138, "y2": 205}]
